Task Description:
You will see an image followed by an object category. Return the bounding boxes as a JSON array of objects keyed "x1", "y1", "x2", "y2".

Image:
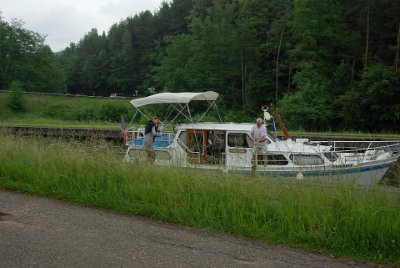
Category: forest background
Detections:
[{"x1": 1, "y1": 0, "x2": 399, "y2": 132}]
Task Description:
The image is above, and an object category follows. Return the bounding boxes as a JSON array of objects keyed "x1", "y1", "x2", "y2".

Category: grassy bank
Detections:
[
  {"x1": 0, "y1": 134, "x2": 399, "y2": 266},
  {"x1": 0, "y1": 92, "x2": 131, "y2": 127}
]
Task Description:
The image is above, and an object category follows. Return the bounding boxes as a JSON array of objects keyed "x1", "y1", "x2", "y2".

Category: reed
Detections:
[{"x1": 0, "y1": 134, "x2": 399, "y2": 266}]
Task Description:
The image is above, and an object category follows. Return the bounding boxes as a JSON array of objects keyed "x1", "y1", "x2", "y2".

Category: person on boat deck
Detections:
[
  {"x1": 144, "y1": 115, "x2": 161, "y2": 161},
  {"x1": 251, "y1": 118, "x2": 268, "y2": 168}
]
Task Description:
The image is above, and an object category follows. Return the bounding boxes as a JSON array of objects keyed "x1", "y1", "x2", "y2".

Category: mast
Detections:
[{"x1": 270, "y1": 104, "x2": 290, "y2": 140}]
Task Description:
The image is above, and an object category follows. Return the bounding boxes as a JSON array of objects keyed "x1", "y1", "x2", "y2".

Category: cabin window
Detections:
[
  {"x1": 267, "y1": 154, "x2": 288, "y2": 165},
  {"x1": 227, "y1": 133, "x2": 252, "y2": 148},
  {"x1": 188, "y1": 132, "x2": 204, "y2": 153},
  {"x1": 324, "y1": 152, "x2": 338, "y2": 162},
  {"x1": 207, "y1": 131, "x2": 225, "y2": 153},
  {"x1": 290, "y1": 154, "x2": 324, "y2": 165},
  {"x1": 206, "y1": 130, "x2": 225, "y2": 164},
  {"x1": 267, "y1": 129, "x2": 278, "y2": 142}
]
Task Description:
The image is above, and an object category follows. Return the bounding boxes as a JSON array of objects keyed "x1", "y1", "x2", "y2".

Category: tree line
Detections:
[
  {"x1": 0, "y1": 15, "x2": 65, "y2": 93},
  {"x1": 1, "y1": 0, "x2": 399, "y2": 131}
]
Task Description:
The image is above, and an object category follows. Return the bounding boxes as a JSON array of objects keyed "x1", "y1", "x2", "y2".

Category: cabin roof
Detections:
[{"x1": 176, "y1": 122, "x2": 254, "y2": 132}]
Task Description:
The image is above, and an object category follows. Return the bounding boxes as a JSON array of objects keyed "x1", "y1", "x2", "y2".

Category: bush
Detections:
[
  {"x1": 73, "y1": 107, "x2": 99, "y2": 122},
  {"x1": 40, "y1": 102, "x2": 131, "y2": 122},
  {"x1": 41, "y1": 103, "x2": 72, "y2": 119},
  {"x1": 7, "y1": 81, "x2": 28, "y2": 112},
  {"x1": 98, "y1": 104, "x2": 130, "y2": 122}
]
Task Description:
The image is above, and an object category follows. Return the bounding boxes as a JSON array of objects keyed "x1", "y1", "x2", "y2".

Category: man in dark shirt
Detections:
[{"x1": 144, "y1": 115, "x2": 161, "y2": 161}]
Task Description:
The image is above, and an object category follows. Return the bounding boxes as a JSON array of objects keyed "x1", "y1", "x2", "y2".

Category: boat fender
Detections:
[
  {"x1": 296, "y1": 172, "x2": 304, "y2": 180},
  {"x1": 121, "y1": 130, "x2": 132, "y2": 145}
]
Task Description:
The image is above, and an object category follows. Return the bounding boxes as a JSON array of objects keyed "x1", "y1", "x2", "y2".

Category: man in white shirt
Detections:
[{"x1": 251, "y1": 118, "x2": 268, "y2": 171}]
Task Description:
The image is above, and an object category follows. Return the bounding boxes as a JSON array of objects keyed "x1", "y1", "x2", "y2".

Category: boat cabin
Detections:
[{"x1": 173, "y1": 123, "x2": 277, "y2": 167}]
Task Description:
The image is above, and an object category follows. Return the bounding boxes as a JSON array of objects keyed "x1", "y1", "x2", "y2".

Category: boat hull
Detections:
[
  {"x1": 125, "y1": 149, "x2": 396, "y2": 186},
  {"x1": 253, "y1": 160, "x2": 395, "y2": 185}
]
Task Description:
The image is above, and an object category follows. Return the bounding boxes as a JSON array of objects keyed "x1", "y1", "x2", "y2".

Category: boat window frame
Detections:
[
  {"x1": 267, "y1": 154, "x2": 289, "y2": 166},
  {"x1": 289, "y1": 154, "x2": 325, "y2": 166},
  {"x1": 226, "y1": 132, "x2": 253, "y2": 148},
  {"x1": 176, "y1": 130, "x2": 187, "y2": 150},
  {"x1": 186, "y1": 129, "x2": 207, "y2": 164}
]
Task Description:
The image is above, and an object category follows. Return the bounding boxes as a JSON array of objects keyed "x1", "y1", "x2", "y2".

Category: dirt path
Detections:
[{"x1": 0, "y1": 189, "x2": 381, "y2": 268}]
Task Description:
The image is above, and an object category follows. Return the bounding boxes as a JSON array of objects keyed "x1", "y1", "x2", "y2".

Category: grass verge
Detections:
[
  {"x1": 0, "y1": 93, "x2": 132, "y2": 125},
  {"x1": 0, "y1": 134, "x2": 399, "y2": 266},
  {"x1": 0, "y1": 118, "x2": 120, "y2": 129}
]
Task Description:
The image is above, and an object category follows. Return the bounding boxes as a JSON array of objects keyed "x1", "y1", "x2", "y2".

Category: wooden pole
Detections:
[{"x1": 270, "y1": 104, "x2": 290, "y2": 140}]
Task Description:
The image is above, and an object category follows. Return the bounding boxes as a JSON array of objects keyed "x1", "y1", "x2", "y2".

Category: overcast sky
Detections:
[{"x1": 1, "y1": 0, "x2": 165, "y2": 52}]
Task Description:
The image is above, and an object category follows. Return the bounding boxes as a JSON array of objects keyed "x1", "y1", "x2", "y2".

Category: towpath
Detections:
[{"x1": 0, "y1": 189, "x2": 379, "y2": 268}]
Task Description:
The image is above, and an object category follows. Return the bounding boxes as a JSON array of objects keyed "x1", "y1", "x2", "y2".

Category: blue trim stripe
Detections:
[{"x1": 252, "y1": 162, "x2": 393, "y2": 178}]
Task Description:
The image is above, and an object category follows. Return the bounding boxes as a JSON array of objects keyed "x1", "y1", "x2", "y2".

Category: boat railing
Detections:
[
  {"x1": 176, "y1": 139, "x2": 201, "y2": 163},
  {"x1": 178, "y1": 141, "x2": 201, "y2": 155},
  {"x1": 125, "y1": 126, "x2": 145, "y2": 144},
  {"x1": 125, "y1": 127, "x2": 176, "y2": 148},
  {"x1": 318, "y1": 140, "x2": 400, "y2": 153},
  {"x1": 322, "y1": 141, "x2": 400, "y2": 164}
]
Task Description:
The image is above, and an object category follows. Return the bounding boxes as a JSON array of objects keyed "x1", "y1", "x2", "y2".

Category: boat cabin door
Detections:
[
  {"x1": 225, "y1": 132, "x2": 253, "y2": 168},
  {"x1": 187, "y1": 129, "x2": 207, "y2": 164}
]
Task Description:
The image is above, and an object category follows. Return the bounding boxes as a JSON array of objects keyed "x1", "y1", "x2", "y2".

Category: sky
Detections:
[{"x1": 1, "y1": 0, "x2": 165, "y2": 52}]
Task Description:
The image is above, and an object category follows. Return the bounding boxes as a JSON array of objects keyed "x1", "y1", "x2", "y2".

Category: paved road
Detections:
[{"x1": 0, "y1": 189, "x2": 376, "y2": 268}]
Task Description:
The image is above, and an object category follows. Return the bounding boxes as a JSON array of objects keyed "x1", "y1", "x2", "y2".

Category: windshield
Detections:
[{"x1": 267, "y1": 129, "x2": 278, "y2": 142}]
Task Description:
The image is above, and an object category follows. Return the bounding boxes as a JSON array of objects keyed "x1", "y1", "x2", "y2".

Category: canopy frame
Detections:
[{"x1": 128, "y1": 91, "x2": 222, "y2": 128}]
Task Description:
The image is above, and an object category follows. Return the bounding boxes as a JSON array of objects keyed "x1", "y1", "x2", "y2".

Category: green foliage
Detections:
[
  {"x1": 98, "y1": 103, "x2": 131, "y2": 122},
  {"x1": 7, "y1": 81, "x2": 27, "y2": 112},
  {"x1": 279, "y1": 0, "x2": 353, "y2": 131},
  {"x1": 4, "y1": 0, "x2": 399, "y2": 132},
  {"x1": 0, "y1": 134, "x2": 399, "y2": 266},
  {"x1": 358, "y1": 64, "x2": 400, "y2": 129},
  {"x1": 154, "y1": 34, "x2": 194, "y2": 91},
  {"x1": 222, "y1": 109, "x2": 253, "y2": 123},
  {"x1": 44, "y1": 102, "x2": 131, "y2": 122},
  {"x1": 41, "y1": 103, "x2": 72, "y2": 119},
  {"x1": 340, "y1": 63, "x2": 400, "y2": 131},
  {"x1": 0, "y1": 16, "x2": 66, "y2": 92}
]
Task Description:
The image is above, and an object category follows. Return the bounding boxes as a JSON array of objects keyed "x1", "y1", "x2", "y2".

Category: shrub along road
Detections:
[{"x1": 0, "y1": 189, "x2": 377, "y2": 268}]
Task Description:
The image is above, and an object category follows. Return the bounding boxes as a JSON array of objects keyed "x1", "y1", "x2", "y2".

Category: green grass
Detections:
[
  {"x1": 0, "y1": 92, "x2": 131, "y2": 128},
  {"x1": 0, "y1": 133, "x2": 399, "y2": 266},
  {"x1": 0, "y1": 118, "x2": 120, "y2": 129}
]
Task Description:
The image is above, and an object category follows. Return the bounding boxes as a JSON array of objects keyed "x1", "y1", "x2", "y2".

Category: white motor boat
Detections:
[{"x1": 123, "y1": 91, "x2": 400, "y2": 185}]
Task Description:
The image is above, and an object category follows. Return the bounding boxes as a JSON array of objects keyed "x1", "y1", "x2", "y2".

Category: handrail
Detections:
[
  {"x1": 177, "y1": 138, "x2": 201, "y2": 155},
  {"x1": 316, "y1": 140, "x2": 400, "y2": 144},
  {"x1": 126, "y1": 129, "x2": 176, "y2": 144}
]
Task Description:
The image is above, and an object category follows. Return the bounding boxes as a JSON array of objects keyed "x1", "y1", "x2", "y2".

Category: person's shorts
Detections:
[{"x1": 253, "y1": 140, "x2": 268, "y2": 155}]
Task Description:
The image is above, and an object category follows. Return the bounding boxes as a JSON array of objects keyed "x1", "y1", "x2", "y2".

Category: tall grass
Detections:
[{"x1": 0, "y1": 134, "x2": 399, "y2": 266}]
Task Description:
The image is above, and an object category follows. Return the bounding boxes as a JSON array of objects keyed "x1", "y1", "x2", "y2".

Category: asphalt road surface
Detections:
[{"x1": 0, "y1": 189, "x2": 378, "y2": 268}]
